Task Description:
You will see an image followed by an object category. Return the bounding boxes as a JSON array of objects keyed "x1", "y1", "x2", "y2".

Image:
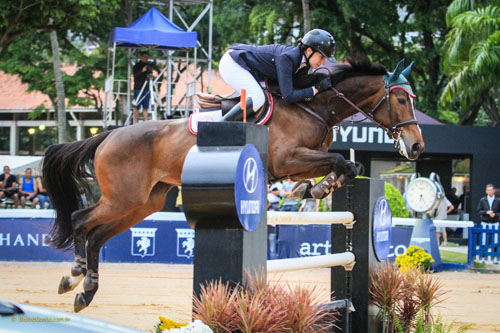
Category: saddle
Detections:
[{"x1": 196, "y1": 86, "x2": 274, "y2": 123}]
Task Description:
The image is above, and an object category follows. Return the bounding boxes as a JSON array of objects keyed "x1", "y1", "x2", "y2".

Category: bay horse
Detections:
[{"x1": 43, "y1": 58, "x2": 424, "y2": 312}]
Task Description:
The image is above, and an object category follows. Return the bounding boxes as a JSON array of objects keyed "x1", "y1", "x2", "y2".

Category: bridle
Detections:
[{"x1": 327, "y1": 78, "x2": 419, "y2": 140}]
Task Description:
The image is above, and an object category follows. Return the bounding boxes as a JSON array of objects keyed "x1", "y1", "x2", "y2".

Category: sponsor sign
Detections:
[
  {"x1": 234, "y1": 144, "x2": 266, "y2": 231},
  {"x1": 130, "y1": 227, "x2": 157, "y2": 258},
  {"x1": 176, "y1": 228, "x2": 195, "y2": 259},
  {"x1": 372, "y1": 196, "x2": 392, "y2": 260}
]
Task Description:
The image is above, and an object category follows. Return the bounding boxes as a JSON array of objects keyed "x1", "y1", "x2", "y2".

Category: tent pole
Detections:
[
  {"x1": 166, "y1": 0, "x2": 174, "y2": 117},
  {"x1": 126, "y1": 48, "x2": 132, "y2": 126},
  {"x1": 208, "y1": 0, "x2": 213, "y2": 93},
  {"x1": 103, "y1": 45, "x2": 110, "y2": 128},
  {"x1": 110, "y1": 43, "x2": 117, "y2": 126}
]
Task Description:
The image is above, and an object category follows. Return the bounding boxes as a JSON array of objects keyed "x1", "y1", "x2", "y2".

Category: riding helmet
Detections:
[{"x1": 300, "y1": 29, "x2": 336, "y2": 59}]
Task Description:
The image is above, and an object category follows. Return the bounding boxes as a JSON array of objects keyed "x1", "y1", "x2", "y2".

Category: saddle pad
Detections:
[
  {"x1": 189, "y1": 109, "x2": 223, "y2": 135},
  {"x1": 189, "y1": 95, "x2": 274, "y2": 135}
]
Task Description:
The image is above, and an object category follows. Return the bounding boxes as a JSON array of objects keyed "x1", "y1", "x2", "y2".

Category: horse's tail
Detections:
[{"x1": 43, "y1": 131, "x2": 113, "y2": 250}]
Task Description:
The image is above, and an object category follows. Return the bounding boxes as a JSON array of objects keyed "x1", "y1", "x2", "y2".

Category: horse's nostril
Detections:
[{"x1": 412, "y1": 142, "x2": 421, "y2": 154}]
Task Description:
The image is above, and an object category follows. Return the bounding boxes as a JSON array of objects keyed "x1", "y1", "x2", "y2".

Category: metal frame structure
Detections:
[{"x1": 103, "y1": 1, "x2": 213, "y2": 128}]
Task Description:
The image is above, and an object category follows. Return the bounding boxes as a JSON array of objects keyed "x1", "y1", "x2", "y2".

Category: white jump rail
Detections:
[
  {"x1": 267, "y1": 251, "x2": 355, "y2": 273},
  {"x1": 267, "y1": 211, "x2": 354, "y2": 225},
  {"x1": 392, "y1": 218, "x2": 474, "y2": 228}
]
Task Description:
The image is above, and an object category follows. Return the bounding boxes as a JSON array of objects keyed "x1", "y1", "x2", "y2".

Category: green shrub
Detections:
[{"x1": 384, "y1": 182, "x2": 410, "y2": 218}]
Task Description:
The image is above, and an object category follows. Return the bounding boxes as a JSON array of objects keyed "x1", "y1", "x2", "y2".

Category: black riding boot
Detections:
[{"x1": 222, "y1": 98, "x2": 255, "y2": 122}]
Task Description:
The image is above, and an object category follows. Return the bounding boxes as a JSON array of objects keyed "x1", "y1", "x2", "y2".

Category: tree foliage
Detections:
[
  {"x1": 1, "y1": 0, "x2": 499, "y2": 127},
  {"x1": 441, "y1": 0, "x2": 500, "y2": 126}
]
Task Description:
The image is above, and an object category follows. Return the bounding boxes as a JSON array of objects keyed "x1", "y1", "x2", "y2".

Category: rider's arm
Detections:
[{"x1": 275, "y1": 54, "x2": 315, "y2": 104}]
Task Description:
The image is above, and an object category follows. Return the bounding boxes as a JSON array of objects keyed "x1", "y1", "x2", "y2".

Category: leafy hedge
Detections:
[{"x1": 384, "y1": 181, "x2": 410, "y2": 218}]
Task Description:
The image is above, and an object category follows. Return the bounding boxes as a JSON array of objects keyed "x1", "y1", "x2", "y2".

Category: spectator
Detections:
[
  {"x1": 0, "y1": 165, "x2": 19, "y2": 208},
  {"x1": 299, "y1": 179, "x2": 320, "y2": 212},
  {"x1": 132, "y1": 51, "x2": 152, "y2": 124},
  {"x1": 434, "y1": 196, "x2": 454, "y2": 246},
  {"x1": 18, "y1": 168, "x2": 39, "y2": 209},
  {"x1": 477, "y1": 184, "x2": 500, "y2": 262},
  {"x1": 458, "y1": 185, "x2": 470, "y2": 219},
  {"x1": 36, "y1": 176, "x2": 51, "y2": 209},
  {"x1": 267, "y1": 182, "x2": 282, "y2": 211},
  {"x1": 280, "y1": 179, "x2": 299, "y2": 212},
  {"x1": 446, "y1": 187, "x2": 460, "y2": 215},
  {"x1": 477, "y1": 184, "x2": 500, "y2": 224}
]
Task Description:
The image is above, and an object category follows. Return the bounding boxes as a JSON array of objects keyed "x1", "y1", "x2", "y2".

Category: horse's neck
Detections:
[{"x1": 310, "y1": 75, "x2": 383, "y2": 125}]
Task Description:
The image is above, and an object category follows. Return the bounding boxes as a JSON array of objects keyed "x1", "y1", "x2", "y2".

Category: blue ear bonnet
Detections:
[{"x1": 384, "y1": 59, "x2": 416, "y2": 97}]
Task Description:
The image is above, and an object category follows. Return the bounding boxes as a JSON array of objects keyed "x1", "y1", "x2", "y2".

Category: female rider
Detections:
[{"x1": 219, "y1": 29, "x2": 336, "y2": 121}]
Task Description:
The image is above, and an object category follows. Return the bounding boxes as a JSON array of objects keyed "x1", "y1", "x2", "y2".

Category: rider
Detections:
[{"x1": 219, "y1": 29, "x2": 336, "y2": 121}]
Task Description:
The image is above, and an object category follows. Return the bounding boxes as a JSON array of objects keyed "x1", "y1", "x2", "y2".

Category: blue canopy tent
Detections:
[
  {"x1": 109, "y1": 7, "x2": 197, "y2": 50},
  {"x1": 104, "y1": 7, "x2": 199, "y2": 126}
]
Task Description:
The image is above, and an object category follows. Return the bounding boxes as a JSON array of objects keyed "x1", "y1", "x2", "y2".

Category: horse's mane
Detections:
[{"x1": 293, "y1": 57, "x2": 388, "y2": 89}]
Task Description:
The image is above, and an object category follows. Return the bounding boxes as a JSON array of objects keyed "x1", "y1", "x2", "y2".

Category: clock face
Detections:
[{"x1": 406, "y1": 178, "x2": 438, "y2": 213}]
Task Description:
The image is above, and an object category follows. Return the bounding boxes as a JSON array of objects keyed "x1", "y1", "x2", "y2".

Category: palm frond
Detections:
[
  {"x1": 470, "y1": 30, "x2": 500, "y2": 73},
  {"x1": 446, "y1": 0, "x2": 475, "y2": 26}
]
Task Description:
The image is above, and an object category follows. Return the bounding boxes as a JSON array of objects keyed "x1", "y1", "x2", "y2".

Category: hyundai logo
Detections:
[{"x1": 243, "y1": 157, "x2": 258, "y2": 193}]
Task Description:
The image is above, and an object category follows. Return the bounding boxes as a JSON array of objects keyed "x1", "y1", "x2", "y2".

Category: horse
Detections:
[{"x1": 43, "y1": 58, "x2": 424, "y2": 312}]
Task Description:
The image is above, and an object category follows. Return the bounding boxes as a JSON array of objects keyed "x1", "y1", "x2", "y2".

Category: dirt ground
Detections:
[{"x1": 1, "y1": 261, "x2": 499, "y2": 332}]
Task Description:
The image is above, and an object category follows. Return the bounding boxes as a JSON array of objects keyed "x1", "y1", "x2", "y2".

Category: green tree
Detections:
[
  {"x1": 0, "y1": 0, "x2": 109, "y2": 56},
  {"x1": 0, "y1": 1, "x2": 121, "y2": 143},
  {"x1": 441, "y1": 0, "x2": 500, "y2": 126}
]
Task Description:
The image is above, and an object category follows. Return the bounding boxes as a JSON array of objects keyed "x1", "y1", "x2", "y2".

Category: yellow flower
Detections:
[{"x1": 158, "y1": 316, "x2": 188, "y2": 331}]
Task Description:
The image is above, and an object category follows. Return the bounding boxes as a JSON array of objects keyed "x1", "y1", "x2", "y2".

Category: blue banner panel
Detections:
[
  {"x1": 277, "y1": 225, "x2": 331, "y2": 258},
  {"x1": 102, "y1": 220, "x2": 193, "y2": 264},
  {"x1": 0, "y1": 215, "x2": 193, "y2": 264},
  {"x1": 387, "y1": 226, "x2": 413, "y2": 262},
  {"x1": 0, "y1": 218, "x2": 73, "y2": 261},
  {"x1": 277, "y1": 225, "x2": 414, "y2": 261}
]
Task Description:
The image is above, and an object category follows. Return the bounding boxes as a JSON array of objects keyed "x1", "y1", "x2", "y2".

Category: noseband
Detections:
[{"x1": 328, "y1": 79, "x2": 418, "y2": 140}]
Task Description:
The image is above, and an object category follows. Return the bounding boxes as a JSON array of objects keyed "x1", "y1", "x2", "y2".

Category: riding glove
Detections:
[{"x1": 315, "y1": 77, "x2": 332, "y2": 92}]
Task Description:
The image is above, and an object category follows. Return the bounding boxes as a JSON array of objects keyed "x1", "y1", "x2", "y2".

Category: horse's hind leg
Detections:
[
  {"x1": 58, "y1": 205, "x2": 96, "y2": 294},
  {"x1": 74, "y1": 182, "x2": 171, "y2": 312}
]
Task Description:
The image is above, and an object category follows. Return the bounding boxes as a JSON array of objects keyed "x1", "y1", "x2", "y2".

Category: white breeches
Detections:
[{"x1": 219, "y1": 51, "x2": 265, "y2": 112}]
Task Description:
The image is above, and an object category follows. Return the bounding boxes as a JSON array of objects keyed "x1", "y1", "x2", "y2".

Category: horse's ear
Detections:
[
  {"x1": 389, "y1": 59, "x2": 405, "y2": 83},
  {"x1": 401, "y1": 61, "x2": 414, "y2": 80}
]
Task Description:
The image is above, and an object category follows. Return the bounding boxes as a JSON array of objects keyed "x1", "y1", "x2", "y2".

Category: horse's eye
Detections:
[{"x1": 397, "y1": 98, "x2": 406, "y2": 105}]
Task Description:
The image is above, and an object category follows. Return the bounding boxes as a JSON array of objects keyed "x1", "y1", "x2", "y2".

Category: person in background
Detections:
[
  {"x1": 280, "y1": 179, "x2": 299, "y2": 212},
  {"x1": 434, "y1": 196, "x2": 454, "y2": 246},
  {"x1": 446, "y1": 187, "x2": 460, "y2": 216},
  {"x1": 458, "y1": 185, "x2": 470, "y2": 220},
  {"x1": 18, "y1": 168, "x2": 39, "y2": 209},
  {"x1": 477, "y1": 184, "x2": 500, "y2": 262},
  {"x1": 267, "y1": 182, "x2": 282, "y2": 211},
  {"x1": 0, "y1": 165, "x2": 19, "y2": 208},
  {"x1": 267, "y1": 182, "x2": 283, "y2": 259},
  {"x1": 477, "y1": 184, "x2": 500, "y2": 224},
  {"x1": 36, "y1": 176, "x2": 52, "y2": 209},
  {"x1": 299, "y1": 179, "x2": 320, "y2": 212},
  {"x1": 132, "y1": 51, "x2": 153, "y2": 124}
]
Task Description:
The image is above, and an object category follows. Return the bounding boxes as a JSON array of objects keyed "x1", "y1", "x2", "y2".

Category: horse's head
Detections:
[{"x1": 371, "y1": 59, "x2": 425, "y2": 160}]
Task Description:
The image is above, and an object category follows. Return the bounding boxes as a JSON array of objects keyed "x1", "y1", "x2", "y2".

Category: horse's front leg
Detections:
[{"x1": 272, "y1": 147, "x2": 357, "y2": 199}]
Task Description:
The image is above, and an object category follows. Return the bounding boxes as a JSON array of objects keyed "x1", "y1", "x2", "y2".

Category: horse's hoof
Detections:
[
  {"x1": 290, "y1": 180, "x2": 310, "y2": 200},
  {"x1": 74, "y1": 293, "x2": 87, "y2": 313},
  {"x1": 58, "y1": 276, "x2": 72, "y2": 294}
]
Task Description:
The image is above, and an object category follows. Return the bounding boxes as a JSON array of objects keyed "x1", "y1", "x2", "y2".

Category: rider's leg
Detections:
[{"x1": 219, "y1": 51, "x2": 265, "y2": 112}]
